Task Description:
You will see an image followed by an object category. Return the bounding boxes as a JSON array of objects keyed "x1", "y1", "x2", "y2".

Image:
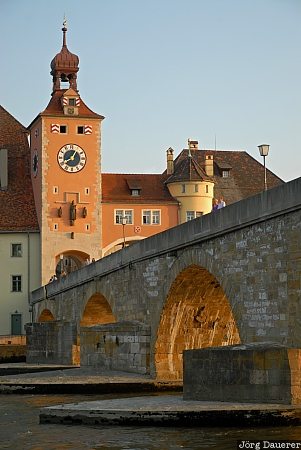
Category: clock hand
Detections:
[
  {"x1": 70, "y1": 150, "x2": 77, "y2": 161},
  {"x1": 64, "y1": 151, "x2": 78, "y2": 163}
]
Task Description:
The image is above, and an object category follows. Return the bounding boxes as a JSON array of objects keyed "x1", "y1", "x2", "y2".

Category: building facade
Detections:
[{"x1": 0, "y1": 23, "x2": 284, "y2": 336}]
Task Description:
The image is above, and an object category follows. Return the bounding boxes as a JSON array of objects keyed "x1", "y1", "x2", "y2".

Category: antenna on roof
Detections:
[{"x1": 215, "y1": 134, "x2": 217, "y2": 151}]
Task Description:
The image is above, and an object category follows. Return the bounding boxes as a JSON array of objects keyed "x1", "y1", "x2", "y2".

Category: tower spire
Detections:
[
  {"x1": 62, "y1": 18, "x2": 67, "y2": 48},
  {"x1": 50, "y1": 20, "x2": 79, "y2": 93}
]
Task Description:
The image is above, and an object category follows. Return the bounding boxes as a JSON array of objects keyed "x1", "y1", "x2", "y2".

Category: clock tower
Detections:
[{"x1": 29, "y1": 21, "x2": 104, "y2": 285}]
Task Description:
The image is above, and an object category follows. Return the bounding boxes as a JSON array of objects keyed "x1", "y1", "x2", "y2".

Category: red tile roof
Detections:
[
  {"x1": 102, "y1": 173, "x2": 177, "y2": 204},
  {"x1": 0, "y1": 106, "x2": 39, "y2": 231}
]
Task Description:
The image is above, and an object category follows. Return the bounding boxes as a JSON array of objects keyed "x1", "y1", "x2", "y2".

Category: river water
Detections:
[{"x1": 1, "y1": 394, "x2": 301, "y2": 450}]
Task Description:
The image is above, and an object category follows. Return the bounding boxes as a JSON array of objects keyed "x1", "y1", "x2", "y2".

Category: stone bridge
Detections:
[{"x1": 27, "y1": 178, "x2": 301, "y2": 381}]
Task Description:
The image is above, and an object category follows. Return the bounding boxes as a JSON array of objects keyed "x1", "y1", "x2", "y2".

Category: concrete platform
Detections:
[
  {"x1": 40, "y1": 394, "x2": 301, "y2": 427},
  {"x1": 0, "y1": 365, "x2": 182, "y2": 394}
]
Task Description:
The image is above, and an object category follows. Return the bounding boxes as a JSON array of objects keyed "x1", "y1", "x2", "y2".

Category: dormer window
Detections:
[
  {"x1": 126, "y1": 178, "x2": 142, "y2": 197},
  {"x1": 69, "y1": 98, "x2": 76, "y2": 106},
  {"x1": 215, "y1": 160, "x2": 232, "y2": 178}
]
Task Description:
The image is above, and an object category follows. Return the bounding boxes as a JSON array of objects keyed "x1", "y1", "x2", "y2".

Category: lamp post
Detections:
[
  {"x1": 258, "y1": 144, "x2": 270, "y2": 191},
  {"x1": 121, "y1": 217, "x2": 127, "y2": 248}
]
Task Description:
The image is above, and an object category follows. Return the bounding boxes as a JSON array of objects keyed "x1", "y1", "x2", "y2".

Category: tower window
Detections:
[
  {"x1": 85, "y1": 187, "x2": 90, "y2": 195},
  {"x1": 60, "y1": 125, "x2": 67, "y2": 134},
  {"x1": 53, "y1": 186, "x2": 59, "y2": 194},
  {"x1": 194, "y1": 184, "x2": 199, "y2": 193},
  {"x1": 85, "y1": 224, "x2": 90, "y2": 231},
  {"x1": 69, "y1": 98, "x2": 76, "y2": 106},
  {"x1": 186, "y1": 211, "x2": 195, "y2": 221},
  {"x1": 182, "y1": 184, "x2": 186, "y2": 193},
  {"x1": 53, "y1": 223, "x2": 58, "y2": 231},
  {"x1": 206, "y1": 185, "x2": 209, "y2": 193},
  {"x1": 77, "y1": 126, "x2": 84, "y2": 134}
]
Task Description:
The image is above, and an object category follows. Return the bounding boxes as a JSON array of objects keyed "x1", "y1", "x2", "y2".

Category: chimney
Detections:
[
  {"x1": 188, "y1": 139, "x2": 199, "y2": 150},
  {"x1": 0, "y1": 149, "x2": 8, "y2": 189},
  {"x1": 166, "y1": 147, "x2": 174, "y2": 175},
  {"x1": 205, "y1": 154, "x2": 214, "y2": 176}
]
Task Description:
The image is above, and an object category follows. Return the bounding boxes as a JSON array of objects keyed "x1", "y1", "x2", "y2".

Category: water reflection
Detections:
[{"x1": 1, "y1": 394, "x2": 301, "y2": 450}]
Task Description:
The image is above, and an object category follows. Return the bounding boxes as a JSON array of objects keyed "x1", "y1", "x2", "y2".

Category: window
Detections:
[
  {"x1": 85, "y1": 224, "x2": 90, "y2": 231},
  {"x1": 60, "y1": 125, "x2": 67, "y2": 133},
  {"x1": 131, "y1": 189, "x2": 140, "y2": 196},
  {"x1": 85, "y1": 187, "x2": 90, "y2": 195},
  {"x1": 206, "y1": 185, "x2": 209, "y2": 193},
  {"x1": 152, "y1": 210, "x2": 160, "y2": 224},
  {"x1": 142, "y1": 210, "x2": 161, "y2": 225},
  {"x1": 77, "y1": 126, "x2": 84, "y2": 134},
  {"x1": 142, "y1": 210, "x2": 151, "y2": 224},
  {"x1": 186, "y1": 211, "x2": 195, "y2": 221},
  {"x1": 12, "y1": 275, "x2": 22, "y2": 292},
  {"x1": 115, "y1": 209, "x2": 133, "y2": 224},
  {"x1": 53, "y1": 186, "x2": 59, "y2": 194},
  {"x1": 222, "y1": 170, "x2": 229, "y2": 178},
  {"x1": 69, "y1": 98, "x2": 76, "y2": 106},
  {"x1": 186, "y1": 211, "x2": 203, "y2": 221},
  {"x1": 182, "y1": 184, "x2": 186, "y2": 193},
  {"x1": 11, "y1": 244, "x2": 22, "y2": 257},
  {"x1": 194, "y1": 184, "x2": 199, "y2": 193}
]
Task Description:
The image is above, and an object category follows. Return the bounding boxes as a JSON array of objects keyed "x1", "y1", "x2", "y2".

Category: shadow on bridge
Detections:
[{"x1": 155, "y1": 264, "x2": 241, "y2": 380}]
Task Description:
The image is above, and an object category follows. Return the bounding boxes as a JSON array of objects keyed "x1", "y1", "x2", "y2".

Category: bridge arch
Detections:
[
  {"x1": 154, "y1": 263, "x2": 240, "y2": 380},
  {"x1": 38, "y1": 309, "x2": 55, "y2": 322},
  {"x1": 80, "y1": 292, "x2": 116, "y2": 326}
]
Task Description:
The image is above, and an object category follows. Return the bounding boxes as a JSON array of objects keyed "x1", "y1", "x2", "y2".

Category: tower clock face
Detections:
[{"x1": 57, "y1": 144, "x2": 86, "y2": 173}]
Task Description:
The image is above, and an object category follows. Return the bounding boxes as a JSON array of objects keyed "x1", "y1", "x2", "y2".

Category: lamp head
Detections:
[{"x1": 258, "y1": 144, "x2": 270, "y2": 157}]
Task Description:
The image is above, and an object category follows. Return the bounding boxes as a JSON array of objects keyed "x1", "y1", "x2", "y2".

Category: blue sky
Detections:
[{"x1": 0, "y1": 0, "x2": 300, "y2": 181}]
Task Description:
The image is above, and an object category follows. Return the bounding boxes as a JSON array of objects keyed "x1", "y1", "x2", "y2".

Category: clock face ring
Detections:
[{"x1": 58, "y1": 144, "x2": 86, "y2": 173}]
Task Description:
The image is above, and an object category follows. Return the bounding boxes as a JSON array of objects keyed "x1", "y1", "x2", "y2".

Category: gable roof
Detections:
[
  {"x1": 102, "y1": 173, "x2": 176, "y2": 204},
  {"x1": 0, "y1": 106, "x2": 39, "y2": 231}
]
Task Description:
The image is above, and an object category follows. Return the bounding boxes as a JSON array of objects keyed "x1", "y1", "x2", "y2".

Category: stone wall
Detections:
[
  {"x1": 80, "y1": 321, "x2": 150, "y2": 374},
  {"x1": 26, "y1": 321, "x2": 77, "y2": 365},
  {"x1": 183, "y1": 343, "x2": 301, "y2": 404}
]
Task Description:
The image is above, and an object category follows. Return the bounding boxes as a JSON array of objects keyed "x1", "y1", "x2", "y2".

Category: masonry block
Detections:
[
  {"x1": 183, "y1": 343, "x2": 301, "y2": 404},
  {"x1": 80, "y1": 321, "x2": 151, "y2": 374}
]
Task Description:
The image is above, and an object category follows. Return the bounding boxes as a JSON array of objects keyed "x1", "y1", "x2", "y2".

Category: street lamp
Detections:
[
  {"x1": 121, "y1": 217, "x2": 127, "y2": 248},
  {"x1": 258, "y1": 144, "x2": 270, "y2": 191}
]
